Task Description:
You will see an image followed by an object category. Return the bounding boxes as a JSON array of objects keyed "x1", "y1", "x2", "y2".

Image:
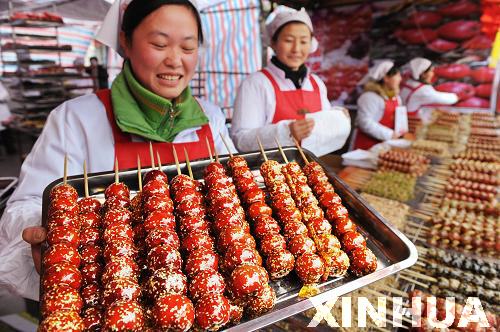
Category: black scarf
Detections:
[{"x1": 271, "y1": 56, "x2": 308, "y2": 89}]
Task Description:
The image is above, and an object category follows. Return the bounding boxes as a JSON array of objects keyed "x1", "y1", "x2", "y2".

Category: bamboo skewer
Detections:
[
  {"x1": 184, "y1": 148, "x2": 194, "y2": 180},
  {"x1": 114, "y1": 157, "x2": 119, "y2": 184},
  {"x1": 293, "y1": 137, "x2": 309, "y2": 165},
  {"x1": 205, "y1": 136, "x2": 214, "y2": 162},
  {"x1": 137, "y1": 155, "x2": 142, "y2": 192},
  {"x1": 379, "y1": 286, "x2": 408, "y2": 298},
  {"x1": 398, "y1": 275, "x2": 428, "y2": 288},
  {"x1": 219, "y1": 133, "x2": 234, "y2": 158},
  {"x1": 172, "y1": 146, "x2": 182, "y2": 176},
  {"x1": 401, "y1": 270, "x2": 437, "y2": 283},
  {"x1": 156, "y1": 151, "x2": 162, "y2": 170},
  {"x1": 257, "y1": 136, "x2": 268, "y2": 162},
  {"x1": 214, "y1": 146, "x2": 220, "y2": 163},
  {"x1": 275, "y1": 137, "x2": 289, "y2": 163},
  {"x1": 149, "y1": 142, "x2": 156, "y2": 169},
  {"x1": 63, "y1": 154, "x2": 68, "y2": 185},
  {"x1": 83, "y1": 160, "x2": 89, "y2": 198}
]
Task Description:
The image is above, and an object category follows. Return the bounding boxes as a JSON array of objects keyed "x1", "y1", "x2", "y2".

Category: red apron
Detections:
[
  {"x1": 96, "y1": 89, "x2": 214, "y2": 169},
  {"x1": 401, "y1": 81, "x2": 425, "y2": 116},
  {"x1": 261, "y1": 69, "x2": 322, "y2": 123},
  {"x1": 353, "y1": 97, "x2": 399, "y2": 150}
]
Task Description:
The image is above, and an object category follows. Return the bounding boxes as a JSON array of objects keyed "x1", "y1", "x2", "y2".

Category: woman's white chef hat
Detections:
[
  {"x1": 409, "y1": 57, "x2": 432, "y2": 80},
  {"x1": 95, "y1": 0, "x2": 201, "y2": 57},
  {"x1": 265, "y1": 6, "x2": 319, "y2": 53},
  {"x1": 368, "y1": 60, "x2": 395, "y2": 81}
]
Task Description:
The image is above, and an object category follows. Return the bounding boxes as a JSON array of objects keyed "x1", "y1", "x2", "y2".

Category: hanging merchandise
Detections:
[{"x1": 480, "y1": 0, "x2": 500, "y2": 39}]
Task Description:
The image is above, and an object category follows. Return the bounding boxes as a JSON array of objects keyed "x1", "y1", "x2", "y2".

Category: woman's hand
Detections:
[
  {"x1": 22, "y1": 226, "x2": 46, "y2": 274},
  {"x1": 289, "y1": 118, "x2": 315, "y2": 142},
  {"x1": 391, "y1": 131, "x2": 403, "y2": 139}
]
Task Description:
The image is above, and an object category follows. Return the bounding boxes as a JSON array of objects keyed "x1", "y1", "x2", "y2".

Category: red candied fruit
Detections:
[
  {"x1": 145, "y1": 228, "x2": 180, "y2": 250},
  {"x1": 288, "y1": 234, "x2": 316, "y2": 256},
  {"x1": 143, "y1": 210, "x2": 176, "y2": 233},
  {"x1": 39, "y1": 310, "x2": 84, "y2": 332},
  {"x1": 104, "y1": 182, "x2": 130, "y2": 200},
  {"x1": 41, "y1": 284, "x2": 83, "y2": 318},
  {"x1": 147, "y1": 268, "x2": 188, "y2": 300},
  {"x1": 181, "y1": 230, "x2": 214, "y2": 253},
  {"x1": 229, "y1": 264, "x2": 268, "y2": 299},
  {"x1": 341, "y1": 231, "x2": 366, "y2": 253},
  {"x1": 147, "y1": 245, "x2": 182, "y2": 272},
  {"x1": 78, "y1": 197, "x2": 101, "y2": 214},
  {"x1": 294, "y1": 252, "x2": 325, "y2": 284},
  {"x1": 154, "y1": 294, "x2": 194, "y2": 331},
  {"x1": 103, "y1": 299, "x2": 144, "y2": 331},
  {"x1": 184, "y1": 248, "x2": 219, "y2": 277},
  {"x1": 195, "y1": 294, "x2": 231, "y2": 331},
  {"x1": 189, "y1": 270, "x2": 226, "y2": 302},
  {"x1": 50, "y1": 184, "x2": 78, "y2": 202},
  {"x1": 265, "y1": 250, "x2": 295, "y2": 280},
  {"x1": 46, "y1": 225, "x2": 80, "y2": 248},
  {"x1": 43, "y1": 243, "x2": 80, "y2": 267},
  {"x1": 245, "y1": 284, "x2": 276, "y2": 317},
  {"x1": 103, "y1": 277, "x2": 141, "y2": 306}
]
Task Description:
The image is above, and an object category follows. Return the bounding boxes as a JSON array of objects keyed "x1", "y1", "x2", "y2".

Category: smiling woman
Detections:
[
  {"x1": 230, "y1": 7, "x2": 351, "y2": 156},
  {"x1": 0, "y1": 0, "x2": 236, "y2": 304}
]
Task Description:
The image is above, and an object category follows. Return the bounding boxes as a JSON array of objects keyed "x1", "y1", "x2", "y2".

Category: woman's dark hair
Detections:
[
  {"x1": 271, "y1": 20, "x2": 313, "y2": 43},
  {"x1": 377, "y1": 65, "x2": 400, "y2": 84},
  {"x1": 122, "y1": 0, "x2": 204, "y2": 45},
  {"x1": 419, "y1": 63, "x2": 433, "y2": 81}
]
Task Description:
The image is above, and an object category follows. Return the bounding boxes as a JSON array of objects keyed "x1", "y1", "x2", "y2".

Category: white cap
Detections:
[
  {"x1": 265, "y1": 7, "x2": 318, "y2": 53},
  {"x1": 96, "y1": 0, "x2": 201, "y2": 57},
  {"x1": 409, "y1": 57, "x2": 432, "y2": 80},
  {"x1": 368, "y1": 60, "x2": 395, "y2": 81}
]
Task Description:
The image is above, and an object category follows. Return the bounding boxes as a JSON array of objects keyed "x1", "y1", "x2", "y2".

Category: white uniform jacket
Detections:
[
  {"x1": 230, "y1": 61, "x2": 350, "y2": 153},
  {"x1": 400, "y1": 79, "x2": 458, "y2": 114},
  {"x1": 0, "y1": 93, "x2": 236, "y2": 300},
  {"x1": 356, "y1": 91, "x2": 402, "y2": 142}
]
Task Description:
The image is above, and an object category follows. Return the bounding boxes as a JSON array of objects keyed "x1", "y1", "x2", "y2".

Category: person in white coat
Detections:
[
  {"x1": 0, "y1": 0, "x2": 236, "y2": 301},
  {"x1": 352, "y1": 60, "x2": 404, "y2": 150},
  {"x1": 400, "y1": 57, "x2": 458, "y2": 122},
  {"x1": 0, "y1": 81, "x2": 14, "y2": 154},
  {"x1": 230, "y1": 7, "x2": 350, "y2": 156}
]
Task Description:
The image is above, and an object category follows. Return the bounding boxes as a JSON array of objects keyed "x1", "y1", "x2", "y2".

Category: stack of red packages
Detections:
[{"x1": 481, "y1": 0, "x2": 500, "y2": 38}]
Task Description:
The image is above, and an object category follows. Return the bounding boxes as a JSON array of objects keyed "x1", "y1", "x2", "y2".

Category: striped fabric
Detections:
[{"x1": 199, "y1": 0, "x2": 262, "y2": 118}]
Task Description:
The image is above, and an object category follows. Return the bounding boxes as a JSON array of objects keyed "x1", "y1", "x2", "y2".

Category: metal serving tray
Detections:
[{"x1": 41, "y1": 147, "x2": 418, "y2": 331}]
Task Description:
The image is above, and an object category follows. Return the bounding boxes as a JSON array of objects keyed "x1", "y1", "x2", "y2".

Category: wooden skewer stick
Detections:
[
  {"x1": 293, "y1": 137, "x2": 309, "y2": 165},
  {"x1": 172, "y1": 146, "x2": 181, "y2": 176},
  {"x1": 379, "y1": 286, "x2": 408, "y2": 298},
  {"x1": 205, "y1": 136, "x2": 214, "y2": 162},
  {"x1": 398, "y1": 275, "x2": 428, "y2": 288},
  {"x1": 83, "y1": 160, "x2": 89, "y2": 198},
  {"x1": 137, "y1": 155, "x2": 142, "y2": 192},
  {"x1": 184, "y1": 148, "x2": 194, "y2": 179},
  {"x1": 274, "y1": 137, "x2": 289, "y2": 163},
  {"x1": 149, "y1": 142, "x2": 156, "y2": 169},
  {"x1": 156, "y1": 151, "x2": 162, "y2": 170},
  {"x1": 63, "y1": 154, "x2": 68, "y2": 185},
  {"x1": 257, "y1": 136, "x2": 268, "y2": 162},
  {"x1": 401, "y1": 270, "x2": 437, "y2": 283},
  {"x1": 114, "y1": 157, "x2": 119, "y2": 184},
  {"x1": 214, "y1": 146, "x2": 220, "y2": 163},
  {"x1": 219, "y1": 133, "x2": 234, "y2": 158}
]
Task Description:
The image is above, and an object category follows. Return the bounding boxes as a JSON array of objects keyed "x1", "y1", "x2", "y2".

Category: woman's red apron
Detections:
[
  {"x1": 96, "y1": 89, "x2": 214, "y2": 169},
  {"x1": 401, "y1": 81, "x2": 425, "y2": 116},
  {"x1": 261, "y1": 69, "x2": 322, "y2": 123},
  {"x1": 353, "y1": 97, "x2": 399, "y2": 150}
]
